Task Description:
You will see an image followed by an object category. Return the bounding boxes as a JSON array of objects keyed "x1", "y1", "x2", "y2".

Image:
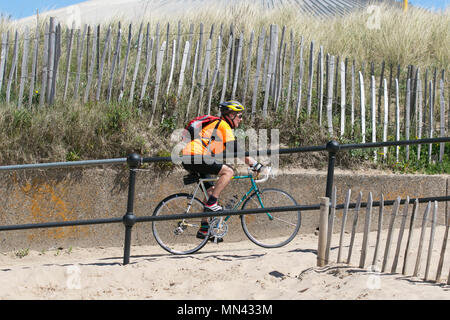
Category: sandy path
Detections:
[{"x1": 1, "y1": 226, "x2": 449, "y2": 300}]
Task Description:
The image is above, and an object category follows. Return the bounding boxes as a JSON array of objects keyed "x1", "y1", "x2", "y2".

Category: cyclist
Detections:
[{"x1": 181, "y1": 100, "x2": 265, "y2": 240}]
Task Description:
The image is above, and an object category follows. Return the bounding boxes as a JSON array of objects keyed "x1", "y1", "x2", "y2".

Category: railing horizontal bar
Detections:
[
  {"x1": 0, "y1": 217, "x2": 123, "y2": 231},
  {"x1": 339, "y1": 137, "x2": 450, "y2": 150},
  {"x1": 0, "y1": 158, "x2": 127, "y2": 171}
]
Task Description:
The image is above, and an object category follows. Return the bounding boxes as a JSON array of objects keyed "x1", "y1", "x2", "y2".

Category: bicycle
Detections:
[{"x1": 151, "y1": 167, "x2": 301, "y2": 254}]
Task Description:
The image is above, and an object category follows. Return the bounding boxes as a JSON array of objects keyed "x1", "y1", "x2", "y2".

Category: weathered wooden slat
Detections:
[
  {"x1": 371, "y1": 75, "x2": 376, "y2": 160},
  {"x1": 318, "y1": 197, "x2": 330, "y2": 267},
  {"x1": 28, "y1": 24, "x2": 40, "y2": 107},
  {"x1": 150, "y1": 41, "x2": 166, "y2": 126},
  {"x1": 176, "y1": 41, "x2": 189, "y2": 99},
  {"x1": 49, "y1": 23, "x2": 61, "y2": 105},
  {"x1": 306, "y1": 41, "x2": 315, "y2": 116},
  {"x1": 6, "y1": 31, "x2": 18, "y2": 104},
  {"x1": 350, "y1": 60, "x2": 355, "y2": 135},
  {"x1": 107, "y1": 26, "x2": 122, "y2": 103},
  {"x1": 166, "y1": 39, "x2": 177, "y2": 96},
  {"x1": 251, "y1": 28, "x2": 265, "y2": 117},
  {"x1": 405, "y1": 79, "x2": 411, "y2": 160},
  {"x1": 220, "y1": 34, "x2": 233, "y2": 102},
  {"x1": 129, "y1": 23, "x2": 144, "y2": 103},
  {"x1": 263, "y1": 25, "x2": 277, "y2": 118},
  {"x1": 428, "y1": 80, "x2": 434, "y2": 163},
  {"x1": 340, "y1": 60, "x2": 346, "y2": 137},
  {"x1": 337, "y1": 188, "x2": 351, "y2": 263},
  {"x1": 435, "y1": 207, "x2": 449, "y2": 283},
  {"x1": 74, "y1": 24, "x2": 87, "y2": 100},
  {"x1": 0, "y1": 32, "x2": 7, "y2": 92},
  {"x1": 46, "y1": 18, "x2": 56, "y2": 103},
  {"x1": 231, "y1": 33, "x2": 243, "y2": 100},
  {"x1": 139, "y1": 36, "x2": 154, "y2": 107},
  {"x1": 197, "y1": 38, "x2": 212, "y2": 116},
  {"x1": 395, "y1": 78, "x2": 400, "y2": 162},
  {"x1": 382, "y1": 79, "x2": 388, "y2": 159},
  {"x1": 317, "y1": 46, "x2": 324, "y2": 125},
  {"x1": 83, "y1": 25, "x2": 98, "y2": 104},
  {"x1": 424, "y1": 201, "x2": 438, "y2": 281},
  {"x1": 285, "y1": 30, "x2": 295, "y2": 114},
  {"x1": 96, "y1": 25, "x2": 112, "y2": 101},
  {"x1": 63, "y1": 24, "x2": 75, "y2": 102},
  {"x1": 347, "y1": 191, "x2": 362, "y2": 265},
  {"x1": 294, "y1": 37, "x2": 305, "y2": 120},
  {"x1": 381, "y1": 196, "x2": 400, "y2": 273},
  {"x1": 40, "y1": 24, "x2": 49, "y2": 106},
  {"x1": 439, "y1": 76, "x2": 445, "y2": 162},
  {"x1": 359, "y1": 192, "x2": 373, "y2": 269},
  {"x1": 391, "y1": 196, "x2": 409, "y2": 273},
  {"x1": 186, "y1": 40, "x2": 200, "y2": 121},
  {"x1": 413, "y1": 201, "x2": 431, "y2": 277},
  {"x1": 359, "y1": 71, "x2": 366, "y2": 143},
  {"x1": 372, "y1": 194, "x2": 384, "y2": 267},
  {"x1": 118, "y1": 23, "x2": 132, "y2": 102},
  {"x1": 242, "y1": 30, "x2": 254, "y2": 106},
  {"x1": 402, "y1": 198, "x2": 418, "y2": 275},
  {"x1": 18, "y1": 27, "x2": 30, "y2": 108},
  {"x1": 326, "y1": 55, "x2": 335, "y2": 135}
]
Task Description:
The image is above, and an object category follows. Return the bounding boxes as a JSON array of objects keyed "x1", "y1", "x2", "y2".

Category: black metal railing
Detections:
[{"x1": 0, "y1": 136, "x2": 449, "y2": 264}]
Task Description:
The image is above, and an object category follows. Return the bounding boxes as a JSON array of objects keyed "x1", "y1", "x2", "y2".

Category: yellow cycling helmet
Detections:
[{"x1": 219, "y1": 100, "x2": 245, "y2": 114}]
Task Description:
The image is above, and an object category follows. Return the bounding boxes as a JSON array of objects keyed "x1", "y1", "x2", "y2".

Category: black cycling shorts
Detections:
[{"x1": 182, "y1": 158, "x2": 232, "y2": 190}]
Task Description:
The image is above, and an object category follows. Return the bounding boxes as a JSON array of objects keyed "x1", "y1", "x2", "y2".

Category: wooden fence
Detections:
[
  {"x1": 0, "y1": 18, "x2": 448, "y2": 161},
  {"x1": 318, "y1": 188, "x2": 449, "y2": 285}
]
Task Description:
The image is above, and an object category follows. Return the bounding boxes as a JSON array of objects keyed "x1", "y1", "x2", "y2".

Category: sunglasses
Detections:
[{"x1": 235, "y1": 113, "x2": 243, "y2": 119}]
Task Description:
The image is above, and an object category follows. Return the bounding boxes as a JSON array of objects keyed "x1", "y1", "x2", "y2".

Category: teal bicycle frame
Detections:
[{"x1": 192, "y1": 173, "x2": 274, "y2": 221}]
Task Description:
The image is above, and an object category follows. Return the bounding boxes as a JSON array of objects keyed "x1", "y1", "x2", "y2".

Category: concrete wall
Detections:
[{"x1": 0, "y1": 168, "x2": 448, "y2": 252}]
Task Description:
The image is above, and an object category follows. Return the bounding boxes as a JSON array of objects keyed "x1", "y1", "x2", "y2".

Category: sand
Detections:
[{"x1": 1, "y1": 226, "x2": 449, "y2": 300}]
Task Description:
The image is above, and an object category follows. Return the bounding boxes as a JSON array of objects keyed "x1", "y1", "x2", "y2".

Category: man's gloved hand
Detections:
[{"x1": 251, "y1": 162, "x2": 263, "y2": 172}]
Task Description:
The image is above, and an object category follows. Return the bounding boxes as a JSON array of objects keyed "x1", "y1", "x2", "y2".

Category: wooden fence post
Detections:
[
  {"x1": 63, "y1": 24, "x2": 75, "y2": 102},
  {"x1": 251, "y1": 28, "x2": 265, "y2": 117},
  {"x1": 295, "y1": 37, "x2": 305, "y2": 120},
  {"x1": 176, "y1": 41, "x2": 189, "y2": 99},
  {"x1": 150, "y1": 41, "x2": 166, "y2": 126},
  {"x1": 381, "y1": 196, "x2": 400, "y2": 273},
  {"x1": 0, "y1": 32, "x2": 7, "y2": 93},
  {"x1": 6, "y1": 30, "x2": 18, "y2": 104},
  {"x1": 197, "y1": 38, "x2": 212, "y2": 116},
  {"x1": 391, "y1": 196, "x2": 409, "y2": 273},
  {"x1": 359, "y1": 192, "x2": 373, "y2": 269},
  {"x1": 340, "y1": 60, "x2": 346, "y2": 137},
  {"x1": 306, "y1": 40, "x2": 314, "y2": 116},
  {"x1": 186, "y1": 39, "x2": 200, "y2": 121},
  {"x1": 326, "y1": 55, "x2": 334, "y2": 135},
  {"x1": 74, "y1": 24, "x2": 87, "y2": 100},
  {"x1": 118, "y1": 23, "x2": 132, "y2": 102},
  {"x1": 318, "y1": 197, "x2": 330, "y2": 267},
  {"x1": 129, "y1": 23, "x2": 143, "y2": 103},
  {"x1": 347, "y1": 191, "x2": 362, "y2": 264},
  {"x1": 402, "y1": 198, "x2": 418, "y2": 275},
  {"x1": 40, "y1": 24, "x2": 49, "y2": 106},
  {"x1": 337, "y1": 189, "x2": 351, "y2": 263},
  {"x1": 413, "y1": 201, "x2": 431, "y2": 277},
  {"x1": 83, "y1": 25, "x2": 97, "y2": 104},
  {"x1": 97, "y1": 25, "x2": 112, "y2": 101},
  {"x1": 395, "y1": 78, "x2": 400, "y2": 162},
  {"x1": 28, "y1": 24, "x2": 40, "y2": 107},
  {"x1": 371, "y1": 76, "x2": 377, "y2": 160},
  {"x1": 359, "y1": 71, "x2": 366, "y2": 143},
  {"x1": 108, "y1": 26, "x2": 122, "y2": 103},
  {"x1": 424, "y1": 201, "x2": 437, "y2": 281},
  {"x1": 18, "y1": 27, "x2": 30, "y2": 108},
  {"x1": 382, "y1": 79, "x2": 388, "y2": 159},
  {"x1": 435, "y1": 208, "x2": 449, "y2": 283},
  {"x1": 372, "y1": 194, "x2": 384, "y2": 267}
]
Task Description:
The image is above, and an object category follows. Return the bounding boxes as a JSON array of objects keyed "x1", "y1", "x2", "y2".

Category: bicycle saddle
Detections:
[{"x1": 183, "y1": 173, "x2": 200, "y2": 185}]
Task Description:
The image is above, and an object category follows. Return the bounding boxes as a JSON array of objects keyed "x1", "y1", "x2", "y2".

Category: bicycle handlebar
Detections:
[{"x1": 249, "y1": 166, "x2": 272, "y2": 183}]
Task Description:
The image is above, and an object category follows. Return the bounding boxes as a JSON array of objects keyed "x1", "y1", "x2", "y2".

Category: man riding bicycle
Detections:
[{"x1": 181, "y1": 100, "x2": 265, "y2": 241}]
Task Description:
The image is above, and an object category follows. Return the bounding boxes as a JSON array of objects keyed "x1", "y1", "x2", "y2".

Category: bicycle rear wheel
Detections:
[
  {"x1": 152, "y1": 193, "x2": 209, "y2": 254},
  {"x1": 241, "y1": 188, "x2": 301, "y2": 248}
]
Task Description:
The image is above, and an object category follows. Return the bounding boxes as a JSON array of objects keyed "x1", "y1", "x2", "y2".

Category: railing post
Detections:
[
  {"x1": 325, "y1": 140, "x2": 340, "y2": 199},
  {"x1": 122, "y1": 153, "x2": 141, "y2": 265}
]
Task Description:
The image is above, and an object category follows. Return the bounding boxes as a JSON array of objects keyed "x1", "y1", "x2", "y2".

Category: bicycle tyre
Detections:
[
  {"x1": 240, "y1": 188, "x2": 301, "y2": 248},
  {"x1": 152, "y1": 193, "x2": 209, "y2": 255}
]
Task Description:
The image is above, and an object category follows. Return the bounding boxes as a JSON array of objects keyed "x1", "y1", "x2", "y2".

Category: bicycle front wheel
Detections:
[
  {"x1": 152, "y1": 193, "x2": 209, "y2": 255},
  {"x1": 241, "y1": 188, "x2": 301, "y2": 248}
]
